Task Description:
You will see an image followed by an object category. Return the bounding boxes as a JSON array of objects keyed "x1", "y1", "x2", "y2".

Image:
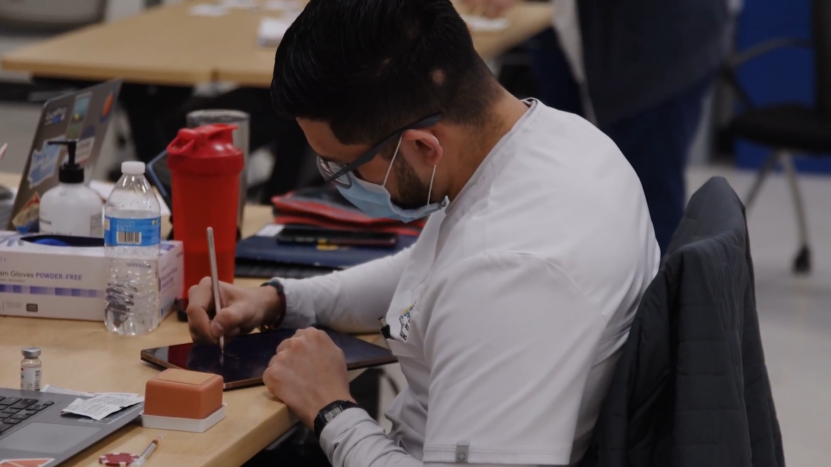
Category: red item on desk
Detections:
[
  {"x1": 167, "y1": 124, "x2": 244, "y2": 291},
  {"x1": 271, "y1": 186, "x2": 425, "y2": 237}
]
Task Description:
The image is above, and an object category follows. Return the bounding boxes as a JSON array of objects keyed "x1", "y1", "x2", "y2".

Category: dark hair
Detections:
[{"x1": 271, "y1": 0, "x2": 500, "y2": 145}]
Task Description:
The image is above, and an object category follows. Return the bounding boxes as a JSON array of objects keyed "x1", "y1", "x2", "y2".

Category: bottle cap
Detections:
[
  {"x1": 122, "y1": 161, "x2": 146, "y2": 175},
  {"x1": 48, "y1": 140, "x2": 84, "y2": 184},
  {"x1": 22, "y1": 347, "x2": 41, "y2": 358}
]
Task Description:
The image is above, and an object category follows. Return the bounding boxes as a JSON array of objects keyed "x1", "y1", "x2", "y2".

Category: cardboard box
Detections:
[{"x1": 0, "y1": 233, "x2": 183, "y2": 321}]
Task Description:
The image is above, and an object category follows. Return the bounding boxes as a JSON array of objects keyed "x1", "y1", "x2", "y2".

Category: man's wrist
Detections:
[
  {"x1": 313, "y1": 399, "x2": 361, "y2": 439},
  {"x1": 260, "y1": 279, "x2": 286, "y2": 330}
]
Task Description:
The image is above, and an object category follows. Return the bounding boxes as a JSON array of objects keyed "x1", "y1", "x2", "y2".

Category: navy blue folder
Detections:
[{"x1": 235, "y1": 229, "x2": 416, "y2": 272}]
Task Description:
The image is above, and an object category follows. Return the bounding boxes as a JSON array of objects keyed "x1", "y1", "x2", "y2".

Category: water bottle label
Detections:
[{"x1": 104, "y1": 216, "x2": 161, "y2": 247}]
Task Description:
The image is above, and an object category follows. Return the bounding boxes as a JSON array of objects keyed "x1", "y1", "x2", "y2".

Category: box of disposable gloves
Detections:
[{"x1": 0, "y1": 232, "x2": 182, "y2": 321}]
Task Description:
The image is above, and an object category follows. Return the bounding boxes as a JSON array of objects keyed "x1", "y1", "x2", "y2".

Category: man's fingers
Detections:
[
  {"x1": 211, "y1": 304, "x2": 246, "y2": 338},
  {"x1": 186, "y1": 285, "x2": 215, "y2": 343},
  {"x1": 187, "y1": 308, "x2": 215, "y2": 344},
  {"x1": 189, "y1": 277, "x2": 215, "y2": 310},
  {"x1": 276, "y1": 337, "x2": 294, "y2": 354}
]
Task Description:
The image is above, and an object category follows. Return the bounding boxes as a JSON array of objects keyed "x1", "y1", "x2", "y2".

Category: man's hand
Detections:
[
  {"x1": 461, "y1": 0, "x2": 519, "y2": 18},
  {"x1": 186, "y1": 278, "x2": 282, "y2": 344},
  {"x1": 264, "y1": 328, "x2": 354, "y2": 428}
]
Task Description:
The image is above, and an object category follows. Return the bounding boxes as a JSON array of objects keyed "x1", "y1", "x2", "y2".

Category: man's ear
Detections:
[{"x1": 402, "y1": 129, "x2": 443, "y2": 166}]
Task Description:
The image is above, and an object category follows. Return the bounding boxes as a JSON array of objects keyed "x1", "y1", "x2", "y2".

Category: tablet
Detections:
[{"x1": 141, "y1": 328, "x2": 397, "y2": 389}]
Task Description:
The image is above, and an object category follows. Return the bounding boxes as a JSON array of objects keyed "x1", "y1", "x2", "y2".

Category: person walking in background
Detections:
[{"x1": 467, "y1": 0, "x2": 732, "y2": 253}]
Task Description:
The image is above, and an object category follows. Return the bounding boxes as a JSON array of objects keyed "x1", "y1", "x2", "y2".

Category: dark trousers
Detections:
[{"x1": 527, "y1": 28, "x2": 711, "y2": 254}]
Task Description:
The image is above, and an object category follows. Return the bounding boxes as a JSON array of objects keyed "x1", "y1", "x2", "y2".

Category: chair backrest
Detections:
[
  {"x1": 581, "y1": 177, "x2": 784, "y2": 467},
  {"x1": 815, "y1": 0, "x2": 831, "y2": 113}
]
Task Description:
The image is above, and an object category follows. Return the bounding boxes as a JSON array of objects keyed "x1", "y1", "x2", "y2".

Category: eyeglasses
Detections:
[{"x1": 317, "y1": 114, "x2": 442, "y2": 188}]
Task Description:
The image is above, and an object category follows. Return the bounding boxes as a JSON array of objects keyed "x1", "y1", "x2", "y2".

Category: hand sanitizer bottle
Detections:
[{"x1": 39, "y1": 140, "x2": 103, "y2": 237}]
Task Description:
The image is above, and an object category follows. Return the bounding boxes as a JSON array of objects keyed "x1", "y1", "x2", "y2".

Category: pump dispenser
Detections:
[{"x1": 39, "y1": 139, "x2": 104, "y2": 237}]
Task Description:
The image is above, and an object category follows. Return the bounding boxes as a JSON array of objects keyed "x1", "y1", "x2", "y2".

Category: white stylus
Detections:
[{"x1": 207, "y1": 227, "x2": 224, "y2": 353}]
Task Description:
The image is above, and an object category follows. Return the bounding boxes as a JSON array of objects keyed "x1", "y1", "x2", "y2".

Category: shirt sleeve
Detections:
[
  {"x1": 320, "y1": 253, "x2": 608, "y2": 467},
  {"x1": 420, "y1": 253, "x2": 607, "y2": 465},
  {"x1": 276, "y1": 248, "x2": 411, "y2": 333},
  {"x1": 321, "y1": 408, "x2": 536, "y2": 467}
]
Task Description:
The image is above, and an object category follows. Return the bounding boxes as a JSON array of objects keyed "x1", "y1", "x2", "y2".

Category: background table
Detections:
[
  {"x1": 0, "y1": 1, "x2": 554, "y2": 86},
  {"x1": 0, "y1": 173, "x2": 318, "y2": 467}
]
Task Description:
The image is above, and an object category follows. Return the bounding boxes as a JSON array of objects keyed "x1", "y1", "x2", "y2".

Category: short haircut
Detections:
[{"x1": 271, "y1": 0, "x2": 500, "y2": 146}]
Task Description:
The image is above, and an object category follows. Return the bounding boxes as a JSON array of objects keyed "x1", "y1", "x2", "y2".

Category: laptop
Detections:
[
  {"x1": 0, "y1": 388, "x2": 142, "y2": 465},
  {"x1": 8, "y1": 79, "x2": 122, "y2": 233}
]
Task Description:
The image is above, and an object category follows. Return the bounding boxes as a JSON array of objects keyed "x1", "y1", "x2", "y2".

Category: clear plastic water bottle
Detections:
[{"x1": 104, "y1": 161, "x2": 162, "y2": 336}]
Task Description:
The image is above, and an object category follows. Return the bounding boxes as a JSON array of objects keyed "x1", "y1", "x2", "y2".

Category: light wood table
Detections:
[
  {"x1": 1, "y1": 1, "x2": 554, "y2": 87},
  {"x1": 0, "y1": 173, "x2": 329, "y2": 466}
]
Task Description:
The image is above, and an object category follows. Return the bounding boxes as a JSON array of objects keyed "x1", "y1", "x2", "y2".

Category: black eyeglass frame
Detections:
[{"x1": 317, "y1": 113, "x2": 443, "y2": 187}]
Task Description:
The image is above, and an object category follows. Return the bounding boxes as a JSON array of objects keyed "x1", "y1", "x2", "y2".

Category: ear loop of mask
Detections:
[
  {"x1": 382, "y1": 135, "x2": 403, "y2": 187},
  {"x1": 382, "y1": 134, "x2": 439, "y2": 205}
]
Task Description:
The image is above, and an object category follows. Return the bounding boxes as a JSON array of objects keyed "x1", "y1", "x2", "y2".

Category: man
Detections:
[
  {"x1": 467, "y1": 0, "x2": 731, "y2": 253},
  {"x1": 187, "y1": 0, "x2": 660, "y2": 465}
]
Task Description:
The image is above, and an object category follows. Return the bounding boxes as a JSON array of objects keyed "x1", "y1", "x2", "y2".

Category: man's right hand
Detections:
[{"x1": 186, "y1": 277, "x2": 283, "y2": 344}]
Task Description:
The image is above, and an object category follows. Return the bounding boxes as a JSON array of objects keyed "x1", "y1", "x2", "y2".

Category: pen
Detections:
[
  {"x1": 207, "y1": 227, "x2": 224, "y2": 353},
  {"x1": 129, "y1": 434, "x2": 165, "y2": 467}
]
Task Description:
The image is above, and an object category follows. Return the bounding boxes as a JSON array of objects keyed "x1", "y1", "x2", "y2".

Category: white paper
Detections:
[
  {"x1": 221, "y1": 0, "x2": 259, "y2": 8},
  {"x1": 58, "y1": 391, "x2": 144, "y2": 421},
  {"x1": 97, "y1": 392, "x2": 142, "y2": 399},
  {"x1": 256, "y1": 223, "x2": 285, "y2": 237},
  {"x1": 258, "y1": 17, "x2": 295, "y2": 47},
  {"x1": 87, "y1": 393, "x2": 144, "y2": 408},
  {"x1": 42, "y1": 384, "x2": 95, "y2": 398},
  {"x1": 190, "y1": 4, "x2": 229, "y2": 17},
  {"x1": 264, "y1": 0, "x2": 303, "y2": 11},
  {"x1": 88, "y1": 180, "x2": 171, "y2": 216},
  {"x1": 62, "y1": 398, "x2": 123, "y2": 421},
  {"x1": 461, "y1": 15, "x2": 510, "y2": 32}
]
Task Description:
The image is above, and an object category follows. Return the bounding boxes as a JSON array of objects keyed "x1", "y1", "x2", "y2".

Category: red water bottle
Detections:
[{"x1": 167, "y1": 124, "x2": 244, "y2": 291}]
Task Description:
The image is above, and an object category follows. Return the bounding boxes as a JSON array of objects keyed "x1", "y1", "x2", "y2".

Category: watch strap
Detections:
[
  {"x1": 259, "y1": 279, "x2": 286, "y2": 332},
  {"x1": 314, "y1": 400, "x2": 360, "y2": 439}
]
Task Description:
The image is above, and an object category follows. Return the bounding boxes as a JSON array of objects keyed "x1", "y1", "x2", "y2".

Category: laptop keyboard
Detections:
[{"x1": 0, "y1": 397, "x2": 54, "y2": 434}]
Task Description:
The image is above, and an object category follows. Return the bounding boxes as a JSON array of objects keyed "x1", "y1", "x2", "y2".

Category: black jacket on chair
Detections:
[{"x1": 580, "y1": 177, "x2": 785, "y2": 467}]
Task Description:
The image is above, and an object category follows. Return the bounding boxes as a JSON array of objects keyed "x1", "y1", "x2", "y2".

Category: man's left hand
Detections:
[{"x1": 264, "y1": 328, "x2": 355, "y2": 428}]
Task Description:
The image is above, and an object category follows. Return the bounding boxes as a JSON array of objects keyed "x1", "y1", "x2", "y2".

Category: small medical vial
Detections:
[{"x1": 20, "y1": 347, "x2": 42, "y2": 391}]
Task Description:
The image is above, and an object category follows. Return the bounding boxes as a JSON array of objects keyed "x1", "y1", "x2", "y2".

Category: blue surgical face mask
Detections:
[{"x1": 336, "y1": 136, "x2": 449, "y2": 223}]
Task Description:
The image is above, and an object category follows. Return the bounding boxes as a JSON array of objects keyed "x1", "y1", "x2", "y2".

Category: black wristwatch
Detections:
[
  {"x1": 259, "y1": 279, "x2": 286, "y2": 332},
  {"x1": 314, "y1": 400, "x2": 361, "y2": 439}
]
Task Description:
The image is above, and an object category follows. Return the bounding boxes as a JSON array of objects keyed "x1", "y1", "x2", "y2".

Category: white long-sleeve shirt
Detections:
[{"x1": 280, "y1": 100, "x2": 660, "y2": 467}]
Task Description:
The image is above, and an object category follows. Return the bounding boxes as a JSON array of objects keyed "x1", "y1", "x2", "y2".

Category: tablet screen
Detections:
[{"x1": 141, "y1": 328, "x2": 396, "y2": 389}]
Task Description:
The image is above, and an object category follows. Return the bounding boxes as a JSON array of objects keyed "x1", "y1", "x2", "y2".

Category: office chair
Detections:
[{"x1": 725, "y1": 0, "x2": 831, "y2": 274}]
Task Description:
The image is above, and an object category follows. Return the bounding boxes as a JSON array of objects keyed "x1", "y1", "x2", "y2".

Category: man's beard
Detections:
[{"x1": 390, "y1": 157, "x2": 431, "y2": 211}]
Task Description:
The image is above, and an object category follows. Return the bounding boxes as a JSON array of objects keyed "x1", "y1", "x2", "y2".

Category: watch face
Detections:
[{"x1": 324, "y1": 406, "x2": 344, "y2": 423}]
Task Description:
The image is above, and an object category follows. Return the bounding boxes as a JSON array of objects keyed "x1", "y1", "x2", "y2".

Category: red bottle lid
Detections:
[{"x1": 167, "y1": 124, "x2": 244, "y2": 175}]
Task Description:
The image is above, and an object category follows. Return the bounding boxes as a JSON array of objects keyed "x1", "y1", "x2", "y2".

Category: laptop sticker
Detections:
[
  {"x1": 100, "y1": 91, "x2": 115, "y2": 123},
  {"x1": 43, "y1": 106, "x2": 66, "y2": 126},
  {"x1": 65, "y1": 93, "x2": 91, "y2": 140},
  {"x1": 11, "y1": 193, "x2": 40, "y2": 233},
  {"x1": 27, "y1": 137, "x2": 64, "y2": 188},
  {"x1": 74, "y1": 126, "x2": 96, "y2": 165}
]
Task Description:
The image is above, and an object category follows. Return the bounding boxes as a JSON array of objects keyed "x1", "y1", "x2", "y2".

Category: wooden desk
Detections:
[
  {"x1": 0, "y1": 173, "x2": 309, "y2": 467},
  {"x1": 1, "y1": 1, "x2": 554, "y2": 87},
  {"x1": 212, "y1": 2, "x2": 556, "y2": 87}
]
